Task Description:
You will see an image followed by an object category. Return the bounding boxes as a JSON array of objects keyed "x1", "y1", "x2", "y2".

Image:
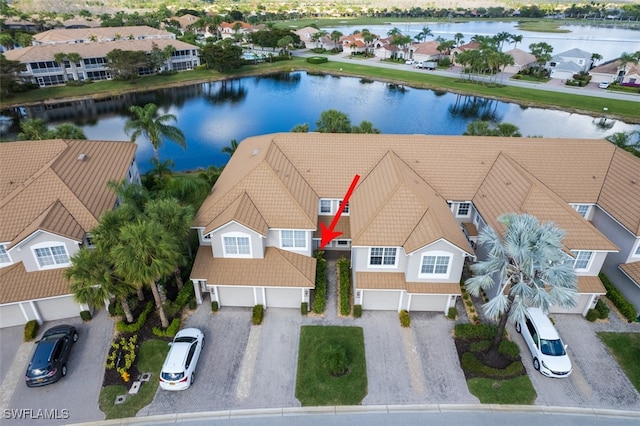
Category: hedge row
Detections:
[
  {"x1": 455, "y1": 323, "x2": 499, "y2": 340},
  {"x1": 306, "y1": 56, "x2": 328, "y2": 64},
  {"x1": 312, "y1": 251, "x2": 327, "y2": 314},
  {"x1": 600, "y1": 272, "x2": 638, "y2": 322},
  {"x1": 337, "y1": 257, "x2": 351, "y2": 316},
  {"x1": 152, "y1": 317, "x2": 181, "y2": 338},
  {"x1": 116, "y1": 301, "x2": 154, "y2": 333},
  {"x1": 461, "y1": 352, "x2": 524, "y2": 378}
]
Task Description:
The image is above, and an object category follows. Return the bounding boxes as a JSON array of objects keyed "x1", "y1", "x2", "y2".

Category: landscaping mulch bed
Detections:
[{"x1": 454, "y1": 337, "x2": 524, "y2": 380}]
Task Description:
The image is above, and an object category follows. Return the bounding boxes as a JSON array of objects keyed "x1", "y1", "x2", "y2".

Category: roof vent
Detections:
[
  {"x1": 252, "y1": 149, "x2": 260, "y2": 156},
  {"x1": 77, "y1": 153, "x2": 88, "y2": 161}
]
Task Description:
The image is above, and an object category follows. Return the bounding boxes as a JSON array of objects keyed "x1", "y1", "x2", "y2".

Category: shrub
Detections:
[
  {"x1": 322, "y1": 344, "x2": 348, "y2": 376},
  {"x1": 188, "y1": 299, "x2": 197, "y2": 310},
  {"x1": 24, "y1": 320, "x2": 39, "y2": 342},
  {"x1": 399, "y1": 310, "x2": 411, "y2": 327},
  {"x1": 116, "y1": 301, "x2": 153, "y2": 333},
  {"x1": 252, "y1": 304, "x2": 264, "y2": 325},
  {"x1": 301, "y1": 302, "x2": 308, "y2": 315},
  {"x1": 447, "y1": 307, "x2": 457, "y2": 320},
  {"x1": 600, "y1": 272, "x2": 638, "y2": 321},
  {"x1": 337, "y1": 257, "x2": 351, "y2": 316},
  {"x1": 455, "y1": 323, "x2": 498, "y2": 340},
  {"x1": 153, "y1": 318, "x2": 181, "y2": 337},
  {"x1": 461, "y1": 352, "x2": 524, "y2": 378},
  {"x1": 211, "y1": 301, "x2": 219, "y2": 312},
  {"x1": 499, "y1": 340, "x2": 521, "y2": 359},
  {"x1": 80, "y1": 310, "x2": 92, "y2": 322},
  {"x1": 165, "y1": 284, "x2": 194, "y2": 318},
  {"x1": 313, "y1": 251, "x2": 327, "y2": 314},
  {"x1": 595, "y1": 298, "x2": 609, "y2": 319},
  {"x1": 105, "y1": 335, "x2": 138, "y2": 377},
  {"x1": 586, "y1": 309, "x2": 599, "y2": 322},
  {"x1": 354, "y1": 304, "x2": 362, "y2": 318},
  {"x1": 306, "y1": 56, "x2": 328, "y2": 64}
]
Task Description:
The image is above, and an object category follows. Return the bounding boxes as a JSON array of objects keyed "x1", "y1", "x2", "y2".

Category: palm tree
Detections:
[
  {"x1": 66, "y1": 247, "x2": 137, "y2": 323},
  {"x1": 17, "y1": 118, "x2": 48, "y2": 140},
  {"x1": 221, "y1": 139, "x2": 239, "y2": 157},
  {"x1": 454, "y1": 32, "x2": 465, "y2": 46},
  {"x1": 53, "y1": 53, "x2": 69, "y2": 83},
  {"x1": 330, "y1": 30, "x2": 343, "y2": 51},
  {"x1": 606, "y1": 131, "x2": 640, "y2": 157},
  {"x1": 590, "y1": 52, "x2": 602, "y2": 68},
  {"x1": 466, "y1": 213, "x2": 577, "y2": 352},
  {"x1": 509, "y1": 34, "x2": 523, "y2": 50},
  {"x1": 419, "y1": 26, "x2": 433, "y2": 40},
  {"x1": 291, "y1": 123, "x2": 309, "y2": 133},
  {"x1": 351, "y1": 120, "x2": 380, "y2": 134},
  {"x1": 125, "y1": 103, "x2": 186, "y2": 161},
  {"x1": 48, "y1": 123, "x2": 87, "y2": 139},
  {"x1": 316, "y1": 109, "x2": 352, "y2": 133},
  {"x1": 112, "y1": 219, "x2": 180, "y2": 328}
]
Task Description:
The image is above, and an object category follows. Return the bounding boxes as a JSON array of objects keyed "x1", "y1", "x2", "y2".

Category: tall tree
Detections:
[
  {"x1": 17, "y1": 118, "x2": 48, "y2": 140},
  {"x1": 509, "y1": 34, "x2": 523, "y2": 49},
  {"x1": 125, "y1": 102, "x2": 186, "y2": 160},
  {"x1": 112, "y1": 219, "x2": 180, "y2": 328},
  {"x1": 48, "y1": 123, "x2": 87, "y2": 139},
  {"x1": 105, "y1": 48, "x2": 147, "y2": 83},
  {"x1": 466, "y1": 213, "x2": 577, "y2": 352},
  {"x1": 529, "y1": 42, "x2": 553, "y2": 80},
  {"x1": 221, "y1": 138, "x2": 239, "y2": 157},
  {"x1": 606, "y1": 131, "x2": 640, "y2": 157},
  {"x1": 0, "y1": 53, "x2": 26, "y2": 97},
  {"x1": 454, "y1": 32, "x2": 465, "y2": 46},
  {"x1": 330, "y1": 30, "x2": 343, "y2": 51},
  {"x1": 316, "y1": 109, "x2": 352, "y2": 133}
]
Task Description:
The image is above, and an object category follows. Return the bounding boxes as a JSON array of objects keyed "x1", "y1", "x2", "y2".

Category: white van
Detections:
[{"x1": 515, "y1": 307, "x2": 572, "y2": 378}]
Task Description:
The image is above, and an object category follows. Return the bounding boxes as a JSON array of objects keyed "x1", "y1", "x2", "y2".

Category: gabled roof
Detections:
[
  {"x1": 553, "y1": 48, "x2": 592, "y2": 60},
  {"x1": 207, "y1": 192, "x2": 269, "y2": 236},
  {"x1": 598, "y1": 149, "x2": 640, "y2": 235},
  {"x1": 620, "y1": 261, "x2": 640, "y2": 287},
  {"x1": 0, "y1": 139, "x2": 137, "y2": 245},
  {"x1": 0, "y1": 262, "x2": 67, "y2": 304},
  {"x1": 32, "y1": 25, "x2": 173, "y2": 44},
  {"x1": 505, "y1": 48, "x2": 536, "y2": 66},
  {"x1": 413, "y1": 41, "x2": 440, "y2": 56}
]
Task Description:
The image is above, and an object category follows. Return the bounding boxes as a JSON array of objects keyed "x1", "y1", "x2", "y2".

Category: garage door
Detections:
[
  {"x1": 218, "y1": 286, "x2": 255, "y2": 307},
  {"x1": 36, "y1": 296, "x2": 81, "y2": 322},
  {"x1": 361, "y1": 290, "x2": 401, "y2": 311},
  {"x1": 549, "y1": 294, "x2": 590, "y2": 315},
  {"x1": 409, "y1": 294, "x2": 449, "y2": 312},
  {"x1": 0, "y1": 303, "x2": 28, "y2": 328},
  {"x1": 266, "y1": 287, "x2": 301, "y2": 308}
]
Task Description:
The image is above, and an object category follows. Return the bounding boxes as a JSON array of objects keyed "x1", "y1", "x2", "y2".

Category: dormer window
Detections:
[
  {"x1": 222, "y1": 233, "x2": 251, "y2": 257},
  {"x1": 33, "y1": 244, "x2": 70, "y2": 268}
]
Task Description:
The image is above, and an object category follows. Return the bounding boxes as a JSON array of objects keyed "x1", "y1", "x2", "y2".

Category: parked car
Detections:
[
  {"x1": 598, "y1": 81, "x2": 610, "y2": 89},
  {"x1": 25, "y1": 325, "x2": 78, "y2": 387},
  {"x1": 159, "y1": 328, "x2": 204, "y2": 391},
  {"x1": 405, "y1": 59, "x2": 415, "y2": 65},
  {"x1": 515, "y1": 307, "x2": 572, "y2": 378}
]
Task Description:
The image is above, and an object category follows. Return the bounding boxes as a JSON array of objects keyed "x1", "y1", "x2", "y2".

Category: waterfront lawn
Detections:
[
  {"x1": 295, "y1": 326, "x2": 367, "y2": 406},
  {"x1": 597, "y1": 332, "x2": 640, "y2": 393},
  {"x1": 98, "y1": 339, "x2": 169, "y2": 419}
]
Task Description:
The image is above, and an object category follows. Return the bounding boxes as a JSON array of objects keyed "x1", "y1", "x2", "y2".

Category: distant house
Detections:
[
  {"x1": 0, "y1": 139, "x2": 139, "y2": 328},
  {"x1": 450, "y1": 41, "x2": 480, "y2": 65},
  {"x1": 295, "y1": 27, "x2": 332, "y2": 49},
  {"x1": 620, "y1": 64, "x2": 640, "y2": 86},
  {"x1": 218, "y1": 21, "x2": 254, "y2": 40},
  {"x1": 340, "y1": 33, "x2": 381, "y2": 55},
  {"x1": 173, "y1": 14, "x2": 200, "y2": 34},
  {"x1": 547, "y1": 48, "x2": 593, "y2": 80},
  {"x1": 190, "y1": 133, "x2": 640, "y2": 316},
  {"x1": 32, "y1": 25, "x2": 175, "y2": 45},
  {"x1": 590, "y1": 59, "x2": 623, "y2": 84},
  {"x1": 503, "y1": 48, "x2": 536, "y2": 73},
  {"x1": 410, "y1": 41, "x2": 442, "y2": 63},
  {"x1": 60, "y1": 18, "x2": 101, "y2": 29}
]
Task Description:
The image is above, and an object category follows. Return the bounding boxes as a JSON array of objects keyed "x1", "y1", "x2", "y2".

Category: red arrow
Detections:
[{"x1": 320, "y1": 174, "x2": 360, "y2": 249}]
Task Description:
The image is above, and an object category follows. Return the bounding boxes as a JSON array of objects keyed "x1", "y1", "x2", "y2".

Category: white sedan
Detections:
[{"x1": 159, "y1": 328, "x2": 204, "y2": 391}]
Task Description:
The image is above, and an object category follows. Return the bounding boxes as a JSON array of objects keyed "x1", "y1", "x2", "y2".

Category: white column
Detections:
[
  {"x1": 193, "y1": 280, "x2": 202, "y2": 304},
  {"x1": 28, "y1": 301, "x2": 43, "y2": 325}
]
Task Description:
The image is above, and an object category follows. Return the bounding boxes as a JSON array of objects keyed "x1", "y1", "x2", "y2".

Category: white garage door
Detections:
[
  {"x1": 266, "y1": 288, "x2": 301, "y2": 308},
  {"x1": 36, "y1": 296, "x2": 81, "y2": 322},
  {"x1": 361, "y1": 290, "x2": 401, "y2": 311},
  {"x1": 218, "y1": 286, "x2": 255, "y2": 307},
  {"x1": 409, "y1": 294, "x2": 449, "y2": 312},
  {"x1": 549, "y1": 294, "x2": 590, "y2": 315},
  {"x1": 0, "y1": 303, "x2": 28, "y2": 328}
]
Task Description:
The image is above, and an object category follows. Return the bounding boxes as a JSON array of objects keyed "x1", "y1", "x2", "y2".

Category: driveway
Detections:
[{"x1": 0, "y1": 309, "x2": 114, "y2": 425}]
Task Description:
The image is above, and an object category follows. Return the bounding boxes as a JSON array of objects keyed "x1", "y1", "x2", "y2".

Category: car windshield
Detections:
[
  {"x1": 540, "y1": 339, "x2": 566, "y2": 356},
  {"x1": 174, "y1": 336, "x2": 196, "y2": 344},
  {"x1": 161, "y1": 371, "x2": 184, "y2": 381}
]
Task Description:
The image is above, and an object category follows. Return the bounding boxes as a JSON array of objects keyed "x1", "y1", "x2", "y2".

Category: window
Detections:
[
  {"x1": 634, "y1": 244, "x2": 640, "y2": 256},
  {"x1": 0, "y1": 245, "x2": 10, "y2": 264},
  {"x1": 339, "y1": 200, "x2": 349, "y2": 214},
  {"x1": 282, "y1": 230, "x2": 306, "y2": 249},
  {"x1": 574, "y1": 205, "x2": 590, "y2": 218},
  {"x1": 34, "y1": 245, "x2": 69, "y2": 267},
  {"x1": 457, "y1": 203, "x2": 470, "y2": 217},
  {"x1": 369, "y1": 247, "x2": 397, "y2": 266},
  {"x1": 223, "y1": 236, "x2": 250, "y2": 256},
  {"x1": 420, "y1": 255, "x2": 451, "y2": 275},
  {"x1": 572, "y1": 251, "x2": 592, "y2": 270},
  {"x1": 320, "y1": 200, "x2": 332, "y2": 214}
]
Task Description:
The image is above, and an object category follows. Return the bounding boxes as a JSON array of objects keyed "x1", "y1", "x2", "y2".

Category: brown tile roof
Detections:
[
  {"x1": 505, "y1": 48, "x2": 536, "y2": 67},
  {"x1": 406, "y1": 282, "x2": 462, "y2": 294},
  {"x1": 4, "y1": 38, "x2": 197, "y2": 63},
  {"x1": 356, "y1": 272, "x2": 406, "y2": 289},
  {"x1": 576, "y1": 275, "x2": 606, "y2": 294},
  {"x1": 314, "y1": 215, "x2": 351, "y2": 239},
  {"x1": 0, "y1": 262, "x2": 68, "y2": 304},
  {"x1": 190, "y1": 246, "x2": 315, "y2": 288},
  {"x1": 619, "y1": 261, "x2": 640, "y2": 286},
  {"x1": 413, "y1": 41, "x2": 440, "y2": 56},
  {"x1": 0, "y1": 139, "x2": 137, "y2": 245},
  {"x1": 598, "y1": 149, "x2": 640, "y2": 235},
  {"x1": 207, "y1": 192, "x2": 269, "y2": 236},
  {"x1": 33, "y1": 26, "x2": 173, "y2": 44}
]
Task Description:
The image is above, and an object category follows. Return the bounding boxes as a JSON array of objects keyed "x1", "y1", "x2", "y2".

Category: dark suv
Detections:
[{"x1": 25, "y1": 325, "x2": 78, "y2": 387}]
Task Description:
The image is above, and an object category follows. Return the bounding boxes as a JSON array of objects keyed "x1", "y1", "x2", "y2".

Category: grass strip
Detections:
[
  {"x1": 467, "y1": 375, "x2": 537, "y2": 404},
  {"x1": 597, "y1": 332, "x2": 640, "y2": 393}
]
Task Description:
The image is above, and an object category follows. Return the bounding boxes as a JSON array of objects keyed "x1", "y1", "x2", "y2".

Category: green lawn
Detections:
[
  {"x1": 515, "y1": 21, "x2": 571, "y2": 33},
  {"x1": 597, "y1": 332, "x2": 640, "y2": 393},
  {"x1": 467, "y1": 376, "x2": 537, "y2": 404},
  {"x1": 99, "y1": 339, "x2": 169, "y2": 419},
  {"x1": 295, "y1": 326, "x2": 367, "y2": 406}
]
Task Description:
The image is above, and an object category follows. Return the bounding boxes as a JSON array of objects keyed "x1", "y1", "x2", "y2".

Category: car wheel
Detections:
[
  {"x1": 61, "y1": 365, "x2": 67, "y2": 377},
  {"x1": 73, "y1": 332, "x2": 79, "y2": 342},
  {"x1": 515, "y1": 322, "x2": 521, "y2": 333},
  {"x1": 533, "y1": 358, "x2": 540, "y2": 371}
]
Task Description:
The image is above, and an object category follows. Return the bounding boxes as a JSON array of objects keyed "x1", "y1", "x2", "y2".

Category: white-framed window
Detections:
[
  {"x1": 281, "y1": 230, "x2": 306, "y2": 249},
  {"x1": 420, "y1": 253, "x2": 451, "y2": 276},
  {"x1": 457, "y1": 202, "x2": 471, "y2": 217},
  {"x1": 336, "y1": 240, "x2": 350, "y2": 247},
  {"x1": 572, "y1": 251, "x2": 593, "y2": 270},
  {"x1": 33, "y1": 244, "x2": 70, "y2": 268},
  {"x1": 634, "y1": 243, "x2": 640, "y2": 257},
  {"x1": 319, "y1": 199, "x2": 332, "y2": 214},
  {"x1": 223, "y1": 234, "x2": 251, "y2": 257},
  {"x1": 339, "y1": 200, "x2": 349, "y2": 215},
  {"x1": 369, "y1": 247, "x2": 397, "y2": 267},
  {"x1": 574, "y1": 205, "x2": 590, "y2": 218},
  {"x1": 0, "y1": 244, "x2": 11, "y2": 264}
]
